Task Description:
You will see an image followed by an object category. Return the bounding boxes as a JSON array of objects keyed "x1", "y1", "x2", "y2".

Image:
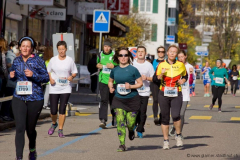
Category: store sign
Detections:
[
  {"x1": 44, "y1": 8, "x2": 66, "y2": 21},
  {"x1": 78, "y1": 2, "x2": 104, "y2": 15},
  {"x1": 168, "y1": 0, "x2": 177, "y2": 8},
  {"x1": 179, "y1": 43, "x2": 187, "y2": 50},
  {"x1": 167, "y1": 17, "x2": 176, "y2": 26},
  {"x1": 105, "y1": 0, "x2": 130, "y2": 15},
  {"x1": 19, "y1": 0, "x2": 54, "y2": 6},
  {"x1": 87, "y1": 23, "x2": 93, "y2": 29}
]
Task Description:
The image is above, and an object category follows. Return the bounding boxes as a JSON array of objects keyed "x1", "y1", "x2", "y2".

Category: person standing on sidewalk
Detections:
[
  {"x1": 47, "y1": 41, "x2": 78, "y2": 138},
  {"x1": 229, "y1": 64, "x2": 239, "y2": 96},
  {"x1": 108, "y1": 47, "x2": 143, "y2": 151},
  {"x1": 10, "y1": 36, "x2": 49, "y2": 160},
  {"x1": 151, "y1": 46, "x2": 165, "y2": 125},
  {"x1": 202, "y1": 61, "x2": 211, "y2": 97},
  {"x1": 133, "y1": 46, "x2": 154, "y2": 138},
  {"x1": 96, "y1": 39, "x2": 118, "y2": 128}
]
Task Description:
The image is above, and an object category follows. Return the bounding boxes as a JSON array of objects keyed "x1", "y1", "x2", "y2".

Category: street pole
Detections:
[
  {"x1": 96, "y1": 32, "x2": 102, "y2": 100},
  {"x1": 200, "y1": 0, "x2": 205, "y2": 80}
]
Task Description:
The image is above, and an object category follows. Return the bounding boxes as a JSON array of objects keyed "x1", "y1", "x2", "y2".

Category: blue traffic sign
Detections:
[
  {"x1": 195, "y1": 51, "x2": 209, "y2": 56},
  {"x1": 166, "y1": 35, "x2": 175, "y2": 44},
  {"x1": 93, "y1": 10, "x2": 111, "y2": 33}
]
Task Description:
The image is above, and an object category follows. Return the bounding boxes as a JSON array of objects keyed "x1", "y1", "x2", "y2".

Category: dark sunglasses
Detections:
[
  {"x1": 158, "y1": 51, "x2": 165, "y2": 53},
  {"x1": 118, "y1": 54, "x2": 128, "y2": 57}
]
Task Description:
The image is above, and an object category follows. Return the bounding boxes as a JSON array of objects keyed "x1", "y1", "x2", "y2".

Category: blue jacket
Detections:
[{"x1": 10, "y1": 54, "x2": 49, "y2": 101}]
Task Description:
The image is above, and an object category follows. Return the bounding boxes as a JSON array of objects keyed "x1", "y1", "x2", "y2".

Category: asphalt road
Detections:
[{"x1": 1, "y1": 84, "x2": 240, "y2": 160}]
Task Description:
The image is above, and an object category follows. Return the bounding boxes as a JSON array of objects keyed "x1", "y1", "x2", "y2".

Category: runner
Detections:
[
  {"x1": 237, "y1": 65, "x2": 240, "y2": 90},
  {"x1": 169, "y1": 50, "x2": 194, "y2": 138},
  {"x1": 156, "y1": 44, "x2": 187, "y2": 149},
  {"x1": 229, "y1": 64, "x2": 239, "y2": 96},
  {"x1": 10, "y1": 36, "x2": 49, "y2": 160},
  {"x1": 96, "y1": 39, "x2": 117, "y2": 128},
  {"x1": 151, "y1": 46, "x2": 165, "y2": 125},
  {"x1": 47, "y1": 41, "x2": 78, "y2": 138},
  {"x1": 108, "y1": 47, "x2": 143, "y2": 151},
  {"x1": 202, "y1": 62, "x2": 211, "y2": 97},
  {"x1": 209, "y1": 59, "x2": 228, "y2": 112},
  {"x1": 133, "y1": 46, "x2": 154, "y2": 138}
]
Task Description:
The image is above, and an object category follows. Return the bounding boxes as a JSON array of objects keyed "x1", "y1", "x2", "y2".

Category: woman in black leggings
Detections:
[
  {"x1": 10, "y1": 36, "x2": 49, "y2": 160},
  {"x1": 230, "y1": 64, "x2": 239, "y2": 96}
]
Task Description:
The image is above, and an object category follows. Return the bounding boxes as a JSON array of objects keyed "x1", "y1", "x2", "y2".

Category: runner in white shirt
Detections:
[
  {"x1": 133, "y1": 46, "x2": 155, "y2": 138},
  {"x1": 169, "y1": 50, "x2": 195, "y2": 138},
  {"x1": 47, "y1": 41, "x2": 78, "y2": 138}
]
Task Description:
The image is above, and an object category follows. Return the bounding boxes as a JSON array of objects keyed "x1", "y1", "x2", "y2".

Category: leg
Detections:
[
  {"x1": 231, "y1": 81, "x2": 234, "y2": 94},
  {"x1": 206, "y1": 83, "x2": 210, "y2": 94},
  {"x1": 136, "y1": 96, "x2": 149, "y2": 133},
  {"x1": 50, "y1": 94, "x2": 60, "y2": 124},
  {"x1": 43, "y1": 84, "x2": 50, "y2": 107},
  {"x1": 26, "y1": 100, "x2": 44, "y2": 150},
  {"x1": 109, "y1": 84, "x2": 116, "y2": 118},
  {"x1": 12, "y1": 97, "x2": 27, "y2": 158},
  {"x1": 115, "y1": 108, "x2": 127, "y2": 145},
  {"x1": 171, "y1": 93, "x2": 183, "y2": 135},
  {"x1": 211, "y1": 86, "x2": 218, "y2": 105},
  {"x1": 126, "y1": 111, "x2": 138, "y2": 131},
  {"x1": 58, "y1": 93, "x2": 71, "y2": 130},
  {"x1": 180, "y1": 101, "x2": 188, "y2": 133},
  {"x1": 234, "y1": 80, "x2": 238, "y2": 95},
  {"x1": 217, "y1": 87, "x2": 225, "y2": 109},
  {"x1": 99, "y1": 82, "x2": 110, "y2": 122},
  {"x1": 151, "y1": 82, "x2": 159, "y2": 118}
]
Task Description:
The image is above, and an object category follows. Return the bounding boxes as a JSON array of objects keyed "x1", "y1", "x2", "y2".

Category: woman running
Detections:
[
  {"x1": 230, "y1": 64, "x2": 239, "y2": 96},
  {"x1": 209, "y1": 59, "x2": 228, "y2": 112},
  {"x1": 10, "y1": 36, "x2": 49, "y2": 160},
  {"x1": 47, "y1": 41, "x2": 78, "y2": 137},
  {"x1": 108, "y1": 47, "x2": 143, "y2": 152},
  {"x1": 202, "y1": 62, "x2": 211, "y2": 97}
]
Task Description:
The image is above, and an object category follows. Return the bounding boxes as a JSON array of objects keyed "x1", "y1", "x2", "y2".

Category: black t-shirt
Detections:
[{"x1": 230, "y1": 71, "x2": 239, "y2": 81}]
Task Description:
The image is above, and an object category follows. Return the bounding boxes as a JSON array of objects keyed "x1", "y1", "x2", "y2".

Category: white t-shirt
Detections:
[
  {"x1": 133, "y1": 60, "x2": 155, "y2": 96},
  {"x1": 47, "y1": 56, "x2": 78, "y2": 94},
  {"x1": 182, "y1": 62, "x2": 194, "y2": 101}
]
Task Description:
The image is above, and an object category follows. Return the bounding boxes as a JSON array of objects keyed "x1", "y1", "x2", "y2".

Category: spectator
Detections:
[{"x1": 87, "y1": 53, "x2": 98, "y2": 93}]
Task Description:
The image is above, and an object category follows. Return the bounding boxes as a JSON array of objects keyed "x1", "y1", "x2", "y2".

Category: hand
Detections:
[
  {"x1": 161, "y1": 68, "x2": 166, "y2": 74},
  {"x1": 10, "y1": 71, "x2": 15, "y2": 78},
  {"x1": 109, "y1": 87, "x2": 115, "y2": 93},
  {"x1": 24, "y1": 69, "x2": 33, "y2": 77},
  {"x1": 97, "y1": 63, "x2": 103, "y2": 69},
  {"x1": 178, "y1": 79, "x2": 186, "y2": 85},
  {"x1": 231, "y1": 75, "x2": 233, "y2": 77},
  {"x1": 106, "y1": 63, "x2": 114, "y2": 69},
  {"x1": 50, "y1": 79, "x2": 55, "y2": 85},
  {"x1": 125, "y1": 82, "x2": 131, "y2": 89},
  {"x1": 67, "y1": 76, "x2": 73, "y2": 81},
  {"x1": 213, "y1": 78, "x2": 216, "y2": 80},
  {"x1": 142, "y1": 75, "x2": 147, "y2": 81}
]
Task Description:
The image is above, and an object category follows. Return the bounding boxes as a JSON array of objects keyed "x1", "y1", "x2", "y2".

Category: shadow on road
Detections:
[
  {"x1": 144, "y1": 134, "x2": 163, "y2": 138},
  {"x1": 65, "y1": 132, "x2": 100, "y2": 137},
  {"x1": 127, "y1": 145, "x2": 161, "y2": 151},
  {"x1": 172, "y1": 144, "x2": 208, "y2": 150},
  {"x1": 184, "y1": 136, "x2": 213, "y2": 140},
  {"x1": 217, "y1": 121, "x2": 240, "y2": 124},
  {"x1": 36, "y1": 120, "x2": 52, "y2": 127}
]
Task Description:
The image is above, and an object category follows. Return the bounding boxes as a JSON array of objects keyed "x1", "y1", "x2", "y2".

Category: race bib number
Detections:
[
  {"x1": 16, "y1": 81, "x2": 32, "y2": 95},
  {"x1": 164, "y1": 87, "x2": 178, "y2": 97},
  {"x1": 137, "y1": 85, "x2": 146, "y2": 93},
  {"x1": 117, "y1": 84, "x2": 131, "y2": 95},
  {"x1": 233, "y1": 76, "x2": 238, "y2": 80},
  {"x1": 181, "y1": 82, "x2": 188, "y2": 89},
  {"x1": 204, "y1": 74, "x2": 209, "y2": 79},
  {"x1": 56, "y1": 77, "x2": 68, "y2": 86},
  {"x1": 215, "y1": 77, "x2": 223, "y2": 84},
  {"x1": 102, "y1": 65, "x2": 111, "y2": 74}
]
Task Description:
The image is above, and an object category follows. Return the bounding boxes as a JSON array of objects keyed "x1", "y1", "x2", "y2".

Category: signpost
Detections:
[
  {"x1": 195, "y1": 51, "x2": 209, "y2": 56},
  {"x1": 167, "y1": 18, "x2": 176, "y2": 26},
  {"x1": 166, "y1": 35, "x2": 175, "y2": 44},
  {"x1": 195, "y1": 46, "x2": 208, "y2": 52}
]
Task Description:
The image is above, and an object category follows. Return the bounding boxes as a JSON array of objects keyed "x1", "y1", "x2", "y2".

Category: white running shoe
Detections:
[
  {"x1": 175, "y1": 135, "x2": 183, "y2": 147},
  {"x1": 163, "y1": 141, "x2": 170, "y2": 150}
]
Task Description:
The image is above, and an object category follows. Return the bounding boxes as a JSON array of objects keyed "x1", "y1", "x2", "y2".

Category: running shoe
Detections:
[
  {"x1": 99, "y1": 119, "x2": 107, "y2": 129},
  {"x1": 209, "y1": 104, "x2": 214, "y2": 110},
  {"x1": 154, "y1": 117, "x2": 159, "y2": 125},
  {"x1": 175, "y1": 135, "x2": 183, "y2": 147},
  {"x1": 233, "y1": 94, "x2": 236, "y2": 97},
  {"x1": 117, "y1": 145, "x2": 126, "y2": 152},
  {"x1": 137, "y1": 132, "x2": 143, "y2": 138},
  {"x1": 128, "y1": 130, "x2": 135, "y2": 141},
  {"x1": 133, "y1": 125, "x2": 137, "y2": 131},
  {"x1": 169, "y1": 125, "x2": 176, "y2": 137},
  {"x1": 48, "y1": 122, "x2": 58, "y2": 135},
  {"x1": 29, "y1": 151, "x2": 37, "y2": 160},
  {"x1": 163, "y1": 140, "x2": 170, "y2": 150},
  {"x1": 190, "y1": 94, "x2": 192, "y2": 97},
  {"x1": 193, "y1": 92, "x2": 196, "y2": 96},
  {"x1": 218, "y1": 108, "x2": 222, "y2": 112},
  {"x1": 16, "y1": 157, "x2": 23, "y2": 160},
  {"x1": 58, "y1": 129, "x2": 65, "y2": 138},
  {"x1": 204, "y1": 94, "x2": 207, "y2": 97},
  {"x1": 207, "y1": 93, "x2": 210, "y2": 97}
]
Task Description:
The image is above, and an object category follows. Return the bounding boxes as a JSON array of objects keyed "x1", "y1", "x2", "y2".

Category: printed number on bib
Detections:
[
  {"x1": 233, "y1": 76, "x2": 238, "y2": 80},
  {"x1": 205, "y1": 74, "x2": 209, "y2": 79},
  {"x1": 164, "y1": 87, "x2": 178, "y2": 97},
  {"x1": 102, "y1": 65, "x2": 111, "y2": 74},
  {"x1": 215, "y1": 77, "x2": 223, "y2": 84},
  {"x1": 117, "y1": 84, "x2": 131, "y2": 95},
  {"x1": 56, "y1": 77, "x2": 68, "y2": 86},
  {"x1": 16, "y1": 81, "x2": 32, "y2": 95},
  {"x1": 137, "y1": 85, "x2": 146, "y2": 93}
]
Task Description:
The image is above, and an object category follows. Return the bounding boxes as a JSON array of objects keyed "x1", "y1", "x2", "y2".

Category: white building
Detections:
[{"x1": 130, "y1": 0, "x2": 166, "y2": 58}]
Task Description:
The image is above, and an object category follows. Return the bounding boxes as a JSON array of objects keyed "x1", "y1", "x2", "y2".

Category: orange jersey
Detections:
[{"x1": 156, "y1": 60, "x2": 187, "y2": 92}]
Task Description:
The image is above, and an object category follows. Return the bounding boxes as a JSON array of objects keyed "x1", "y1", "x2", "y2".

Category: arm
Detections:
[
  {"x1": 67, "y1": 61, "x2": 78, "y2": 81},
  {"x1": 96, "y1": 55, "x2": 103, "y2": 69},
  {"x1": 128, "y1": 77, "x2": 143, "y2": 89},
  {"x1": 31, "y1": 59, "x2": 50, "y2": 83},
  {"x1": 146, "y1": 65, "x2": 155, "y2": 82},
  {"x1": 209, "y1": 68, "x2": 214, "y2": 80},
  {"x1": 108, "y1": 77, "x2": 115, "y2": 93},
  {"x1": 178, "y1": 66, "x2": 188, "y2": 85}
]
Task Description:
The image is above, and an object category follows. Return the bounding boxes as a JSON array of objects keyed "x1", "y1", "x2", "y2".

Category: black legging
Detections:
[
  {"x1": 212, "y1": 86, "x2": 225, "y2": 109},
  {"x1": 12, "y1": 97, "x2": 43, "y2": 158},
  {"x1": 150, "y1": 82, "x2": 160, "y2": 118},
  {"x1": 231, "y1": 80, "x2": 238, "y2": 95},
  {"x1": 136, "y1": 96, "x2": 149, "y2": 132},
  {"x1": 50, "y1": 93, "x2": 71, "y2": 115}
]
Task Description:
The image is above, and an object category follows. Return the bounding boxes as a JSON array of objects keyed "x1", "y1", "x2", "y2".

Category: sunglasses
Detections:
[
  {"x1": 158, "y1": 51, "x2": 165, "y2": 53},
  {"x1": 118, "y1": 54, "x2": 128, "y2": 57}
]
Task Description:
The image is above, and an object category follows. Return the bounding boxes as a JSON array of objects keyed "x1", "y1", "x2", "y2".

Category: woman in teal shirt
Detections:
[{"x1": 209, "y1": 59, "x2": 228, "y2": 112}]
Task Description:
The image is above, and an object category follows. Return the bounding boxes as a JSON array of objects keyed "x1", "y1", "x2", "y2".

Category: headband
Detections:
[
  {"x1": 19, "y1": 37, "x2": 34, "y2": 46},
  {"x1": 216, "y1": 60, "x2": 222, "y2": 63}
]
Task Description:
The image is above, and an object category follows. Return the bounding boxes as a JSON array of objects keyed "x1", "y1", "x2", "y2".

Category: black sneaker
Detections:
[
  {"x1": 154, "y1": 117, "x2": 159, "y2": 125},
  {"x1": 99, "y1": 119, "x2": 107, "y2": 129},
  {"x1": 29, "y1": 151, "x2": 37, "y2": 160},
  {"x1": 128, "y1": 130, "x2": 135, "y2": 141},
  {"x1": 209, "y1": 104, "x2": 214, "y2": 110},
  {"x1": 117, "y1": 145, "x2": 126, "y2": 152}
]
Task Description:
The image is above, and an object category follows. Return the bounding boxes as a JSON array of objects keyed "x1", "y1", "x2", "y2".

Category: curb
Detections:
[{"x1": 0, "y1": 113, "x2": 51, "y2": 132}]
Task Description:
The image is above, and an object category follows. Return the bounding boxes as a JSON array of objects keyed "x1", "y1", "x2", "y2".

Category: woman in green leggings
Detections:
[{"x1": 108, "y1": 47, "x2": 143, "y2": 152}]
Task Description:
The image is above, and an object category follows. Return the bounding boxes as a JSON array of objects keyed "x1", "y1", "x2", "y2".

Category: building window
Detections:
[
  {"x1": 143, "y1": 24, "x2": 151, "y2": 41},
  {"x1": 140, "y1": 0, "x2": 152, "y2": 13},
  {"x1": 4, "y1": 19, "x2": 18, "y2": 44},
  {"x1": 28, "y1": 18, "x2": 42, "y2": 43}
]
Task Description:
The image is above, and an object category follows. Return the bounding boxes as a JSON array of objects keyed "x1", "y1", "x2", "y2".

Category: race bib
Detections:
[
  {"x1": 117, "y1": 84, "x2": 131, "y2": 95},
  {"x1": 233, "y1": 76, "x2": 238, "y2": 80},
  {"x1": 102, "y1": 65, "x2": 111, "y2": 74},
  {"x1": 16, "y1": 81, "x2": 32, "y2": 95},
  {"x1": 181, "y1": 82, "x2": 188, "y2": 89},
  {"x1": 137, "y1": 85, "x2": 146, "y2": 93},
  {"x1": 204, "y1": 74, "x2": 209, "y2": 79},
  {"x1": 164, "y1": 87, "x2": 178, "y2": 97},
  {"x1": 215, "y1": 77, "x2": 223, "y2": 84},
  {"x1": 56, "y1": 77, "x2": 68, "y2": 86}
]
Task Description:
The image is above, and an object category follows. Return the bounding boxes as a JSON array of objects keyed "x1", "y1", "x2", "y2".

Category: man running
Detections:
[
  {"x1": 133, "y1": 46, "x2": 155, "y2": 138},
  {"x1": 156, "y1": 45, "x2": 187, "y2": 149},
  {"x1": 202, "y1": 62, "x2": 211, "y2": 97},
  {"x1": 96, "y1": 39, "x2": 118, "y2": 128},
  {"x1": 151, "y1": 46, "x2": 165, "y2": 125}
]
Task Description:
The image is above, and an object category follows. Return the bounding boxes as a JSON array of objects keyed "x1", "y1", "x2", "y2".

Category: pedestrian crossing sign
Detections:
[{"x1": 93, "y1": 10, "x2": 111, "y2": 33}]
